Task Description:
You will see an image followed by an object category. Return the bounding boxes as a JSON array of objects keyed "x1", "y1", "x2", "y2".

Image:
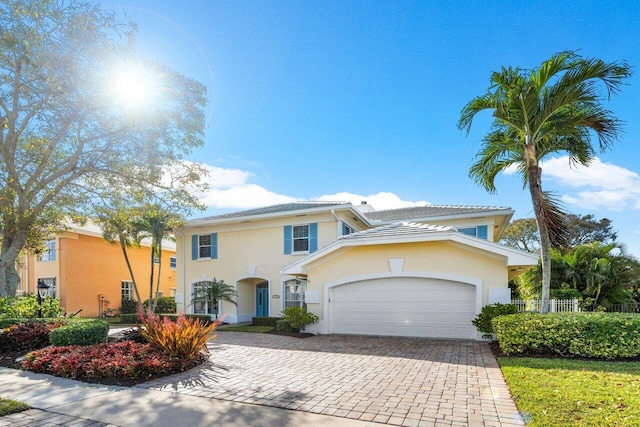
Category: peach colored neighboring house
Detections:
[{"x1": 17, "y1": 223, "x2": 176, "y2": 318}]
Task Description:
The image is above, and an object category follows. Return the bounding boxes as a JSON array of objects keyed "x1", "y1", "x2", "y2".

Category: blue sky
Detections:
[{"x1": 101, "y1": 1, "x2": 640, "y2": 256}]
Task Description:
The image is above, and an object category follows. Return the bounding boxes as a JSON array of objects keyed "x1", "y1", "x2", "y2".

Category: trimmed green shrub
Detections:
[
  {"x1": 276, "y1": 319, "x2": 294, "y2": 332},
  {"x1": 143, "y1": 297, "x2": 176, "y2": 314},
  {"x1": 493, "y1": 312, "x2": 640, "y2": 359},
  {"x1": 120, "y1": 313, "x2": 213, "y2": 325},
  {"x1": 471, "y1": 303, "x2": 518, "y2": 339},
  {"x1": 281, "y1": 307, "x2": 319, "y2": 333},
  {"x1": 49, "y1": 319, "x2": 109, "y2": 346},
  {"x1": 252, "y1": 316, "x2": 281, "y2": 327}
]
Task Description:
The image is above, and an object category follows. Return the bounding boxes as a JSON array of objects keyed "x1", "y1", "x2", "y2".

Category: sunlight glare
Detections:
[{"x1": 110, "y1": 62, "x2": 159, "y2": 108}]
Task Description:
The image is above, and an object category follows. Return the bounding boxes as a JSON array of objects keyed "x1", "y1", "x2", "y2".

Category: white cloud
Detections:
[
  {"x1": 192, "y1": 163, "x2": 428, "y2": 212},
  {"x1": 541, "y1": 156, "x2": 640, "y2": 211}
]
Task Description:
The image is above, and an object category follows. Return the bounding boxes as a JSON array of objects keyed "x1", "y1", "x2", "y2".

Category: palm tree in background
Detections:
[
  {"x1": 133, "y1": 205, "x2": 184, "y2": 312},
  {"x1": 190, "y1": 278, "x2": 238, "y2": 319},
  {"x1": 459, "y1": 51, "x2": 631, "y2": 313}
]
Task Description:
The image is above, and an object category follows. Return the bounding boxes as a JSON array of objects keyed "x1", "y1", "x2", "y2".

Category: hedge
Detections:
[
  {"x1": 119, "y1": 313, "x2": 213, "y2": 325},
  {"x1": 276, "y1": 319, "x2": 294, "y2": 332},
  {"x1": 251, "y1": 316, "x2": 281, "y2": 327},
  {"x1": 49, "y1": 319, "x2": 109, "y2": 346},
  {"x1": 493, "y1": 312, "x2": 640, "y2": 359}
]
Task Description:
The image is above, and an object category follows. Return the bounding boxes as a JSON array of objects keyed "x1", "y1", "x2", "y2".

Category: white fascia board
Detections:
[
  {"x1": 281, "y1": 229, "x2": 538, "y2": 275},
  {"x1": 187, "y1": 203, "x2": 368, "y2": 228}
]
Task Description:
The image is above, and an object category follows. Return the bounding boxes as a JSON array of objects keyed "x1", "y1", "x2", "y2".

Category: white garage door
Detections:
[{"x1": 329, "y1": 277, "x2": 477, "y2": 339}]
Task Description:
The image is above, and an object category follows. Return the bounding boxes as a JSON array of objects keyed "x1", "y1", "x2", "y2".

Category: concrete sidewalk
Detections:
[{"x1": 0, "y1": 368, "x2": 378, "y2": 427}]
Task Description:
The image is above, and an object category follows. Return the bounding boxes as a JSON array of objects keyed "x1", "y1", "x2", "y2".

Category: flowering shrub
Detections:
[
  {"x1": 22, "y1": 341, "x2": 201, "y2": 383},
  {"x1": 0, "y1": 321, "x2": 62, "y2": 352},
  {"x1": 137, "y1": 309, "x2": 220, "y2": 364}
]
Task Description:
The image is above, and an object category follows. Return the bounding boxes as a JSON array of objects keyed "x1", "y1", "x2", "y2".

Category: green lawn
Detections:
[
  {"x1": 217, "y1": 325, "x2": 273, "y2": 333},
  {"x1": 499, "y1": 357, "x2": 640, "y2": 426},
  {"x1": 0, "y1": 398, "x2": 29, "y2": 416}
]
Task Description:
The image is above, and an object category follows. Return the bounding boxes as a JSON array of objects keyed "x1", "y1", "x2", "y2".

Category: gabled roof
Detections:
[
  {"x1": 188, "y1": 201, "x2": 371, "y2": 226},
  {"x1": 282, "y1": 221, "x2": 538, "y2": 275},
  {"x1": 365, "y1": 204, "x2": 513, "y2": 222}
]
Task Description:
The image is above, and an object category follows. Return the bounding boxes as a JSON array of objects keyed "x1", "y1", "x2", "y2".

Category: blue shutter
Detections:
[
  {"x1": 309, "y1": 223, "x2": 318, "y2": 253},
  {"x1": 477, "y1": 225, "x2": 488, "y2": 240},
  {"x1": 341, "y1": 222, "x2": 347, "y2": 236},
  {"x1": 191, "y1": 235, "x2": 198, "y2": 260},
  {"x1": 210, "y1": 233, "x2": 218, "y2": 259},
  {"x1": 284, "y1": 226, "x2": 292, "y2": 254}
]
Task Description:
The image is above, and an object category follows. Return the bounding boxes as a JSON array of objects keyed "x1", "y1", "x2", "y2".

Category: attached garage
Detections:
[{"x1": 329, "y1": 277, "x2": 477, "y2": 339}]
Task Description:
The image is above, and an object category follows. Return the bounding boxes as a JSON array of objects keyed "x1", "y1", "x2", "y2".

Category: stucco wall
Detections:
[{"x1": 303, "y1": 241, "x2": 508, "y2": 322}]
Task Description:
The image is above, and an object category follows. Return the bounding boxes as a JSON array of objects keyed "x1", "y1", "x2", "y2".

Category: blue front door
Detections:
[{"x1": 256, "y1": 288, "x2": 269, "y2": 317}]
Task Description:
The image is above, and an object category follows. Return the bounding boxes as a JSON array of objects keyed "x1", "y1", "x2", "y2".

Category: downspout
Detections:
[{"x1": 330, "y1": 209, "x2": 341, "y2": 238}]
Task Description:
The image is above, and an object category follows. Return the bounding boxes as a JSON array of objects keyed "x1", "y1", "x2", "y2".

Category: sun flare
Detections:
[{"x1": 110, "y1": 62, "x2": 159, "y2": 108}]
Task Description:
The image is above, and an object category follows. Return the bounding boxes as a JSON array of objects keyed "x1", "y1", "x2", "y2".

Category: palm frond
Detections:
[{"x1": 538, "y1": 191, "x2": 569, "y2": 249}]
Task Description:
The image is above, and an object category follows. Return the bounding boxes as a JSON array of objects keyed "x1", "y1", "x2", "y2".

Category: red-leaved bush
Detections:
[
  {"x1": 22, "y1": 341, "x2": 203, "y2": 384},
  {"x1": 0, "y1": 321, "x2": 62, "y2": 352},
  {"x1": 137, "y1": 309, "x2": 220, "y2": 361}
]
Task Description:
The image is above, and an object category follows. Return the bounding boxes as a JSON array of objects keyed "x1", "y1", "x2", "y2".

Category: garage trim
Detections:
[{"x1": 321, "y1": 271, "x2": 482, "y2": 336}]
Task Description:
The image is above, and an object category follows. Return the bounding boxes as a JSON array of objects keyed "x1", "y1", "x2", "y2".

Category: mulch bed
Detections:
[{"x1": 0, "y1": 351, "x2": 24, "y2": 370}]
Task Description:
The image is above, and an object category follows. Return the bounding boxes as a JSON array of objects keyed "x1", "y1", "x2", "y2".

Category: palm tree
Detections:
[
  {"x1": 459, "y1": 51, "x2": 630, "y2": 313},
  {"x1": 132, "y1": 205, "x2": 184, "y2": 313},
  {"x1": 190, "y1": 278, "x2": 238, "y2": 319}
]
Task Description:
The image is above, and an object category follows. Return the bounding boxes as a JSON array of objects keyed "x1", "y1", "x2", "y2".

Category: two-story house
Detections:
[
  {"x1": 175, "y1": 201, "x2": 537, "y2": 340},
  {"x1": 18, "y1": 223, "x2": 177, "y2": 318}
]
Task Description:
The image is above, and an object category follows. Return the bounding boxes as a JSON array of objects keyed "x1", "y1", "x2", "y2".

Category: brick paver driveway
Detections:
[{"x1": 140, "y1": 332, "x2": 523, "y2": 426}]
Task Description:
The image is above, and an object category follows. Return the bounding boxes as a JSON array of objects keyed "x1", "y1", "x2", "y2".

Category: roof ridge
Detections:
[{"x1": 371, "y1": 204, "x2": 510, "y2": 213}]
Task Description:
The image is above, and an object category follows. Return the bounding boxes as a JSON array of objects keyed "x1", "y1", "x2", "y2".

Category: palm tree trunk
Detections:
[
  {"x1": 153, "y1": 247, "x2": 162, "y2": 313},
  {"x1": 149, "y1": 248, "x2": 155, "y2": 313},
  {"x1": 528, "y1": 164, "x2": 552, "y2": 313},
  {"x1": 119, "y1": 237, "x2": 142, "y2": 306}
]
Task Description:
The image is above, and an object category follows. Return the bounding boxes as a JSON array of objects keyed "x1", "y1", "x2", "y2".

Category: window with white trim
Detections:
[
  {"x1": 342, "y1": 222, "x2": 355, "y2": 236},
  {"x1": 457, "y1": 225, "x2": 488, "y2": 240},
  {"x1": 38, "y1": 240, "x2": 56, "y2": 262},
  {"x1": 37, "y1": 277, "x2": 56, "y2": 298},
  {"x1": 198, "y1": 235, "x2": 212, "y2": 258},
  {"x1": 283, "y1": 279, "x2": 305, "y2": 309},
  {"x1": 121, "y1": 281, "x2": 134, "y2": 301},
  {"x1": 293, "y1": 225, "x2": 309, "y2": 252},
  {"x1": 170, "y1": 256, "x2": 177, "y2": 269},
  {"x1": 191, "y1": 281, "x2": 218, "y2": 315}
]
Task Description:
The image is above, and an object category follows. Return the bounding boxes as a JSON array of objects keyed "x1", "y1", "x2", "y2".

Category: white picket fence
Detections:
[{"x1": 511, "y1": 298, "x2": 580, "y2": 313}]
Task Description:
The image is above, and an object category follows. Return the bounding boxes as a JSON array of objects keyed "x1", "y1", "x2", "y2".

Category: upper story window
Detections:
[
  {"x1": 170, "y1": 256, "x2": 177, "y2": 269},
  {"x1": 191, "y1": 233, "x2": 218, "y2": 260},
  {"x1": 342, "y1": 222, "x2": 355, "y2": 236},
  {"x1": 293, "y1": 225, "x2": 309, "y2": 252},
  {"x1": 38, "y1": 240, "x2": 56, "y2": 262},
  {"x1": 284, "y1": 224, "x2": 318, "y2": 254},
  {"x1": 457, "y1": 225, "x2": 488, "y2": 240}
]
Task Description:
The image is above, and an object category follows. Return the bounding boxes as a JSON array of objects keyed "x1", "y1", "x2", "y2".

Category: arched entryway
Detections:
[{"x1": 236, "y1": 277, "x2": 269, "y2": 322}]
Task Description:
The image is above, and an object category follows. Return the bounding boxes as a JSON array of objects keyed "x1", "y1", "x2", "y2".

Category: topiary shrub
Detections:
[
  {"x1": 471, "y1": 303, "x2": 518, "y2": 339},
  {"x1": 49, "y1": 319, "x2": 109, "y2": 346},
  {"x1": 493, "y1": 312, "x2": 640, "y2": 359},
  {"x1": 281, "y1": 307, "x2": 319, "y2": 333}
]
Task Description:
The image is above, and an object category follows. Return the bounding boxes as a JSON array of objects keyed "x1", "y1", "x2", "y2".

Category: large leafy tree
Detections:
[
  {"x1": 502, "y1": 214, "x2": 617, "y2": 253},
  {"x1": 459, "y1": 51, "x2": 630, "y2": 313},
  {"x1": 0, "y1": 0, "x2": 207, "y2": 295}
]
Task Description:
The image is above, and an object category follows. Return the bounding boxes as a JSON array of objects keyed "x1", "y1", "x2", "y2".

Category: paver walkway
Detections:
[{"x1": 141, "y1": 332, "x2": 524, "y2": 426}]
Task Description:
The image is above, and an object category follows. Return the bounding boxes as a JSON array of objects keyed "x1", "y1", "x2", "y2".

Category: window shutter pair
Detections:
[
  {"x1": 191, "y1": 234, "x2": 218, "y2": 260},
  {"x1": 284, "y1": 223, "x2": 317, "y2": 254}
]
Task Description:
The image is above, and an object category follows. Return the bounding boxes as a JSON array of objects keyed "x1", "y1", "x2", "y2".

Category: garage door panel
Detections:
[{"x1": 330, "y1": 277, "x2": 477, "y2": 339}]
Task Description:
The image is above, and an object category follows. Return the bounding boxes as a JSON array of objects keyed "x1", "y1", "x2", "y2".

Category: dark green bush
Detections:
[
  {"x1": 281, "y1": 307, "x2": 319, "y2": 332},
  {"x1": 276, "y1": 319, "x2": 294, "y2": 332},
  {"x1": 471, "y1": 303, "x2": 518, "y2": 339},
  {"x1": 49, "y1": 319, "x2": 109, "y2": 346},
  {"x1": 120, "y1": 299, "x2": 139, "y2": 314},
  {"x1": 143, "y1": 297, "x2": 176, "y2": 314},
  {"x1": 120, "y1": 313, "x2": 212, "y2": 325},
  {"x1": 252, "y1": 316, "x2": 281, "y2": 327},
  {"x1": 493, "y1": 312, "x2": 640, "y2": 359}
]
